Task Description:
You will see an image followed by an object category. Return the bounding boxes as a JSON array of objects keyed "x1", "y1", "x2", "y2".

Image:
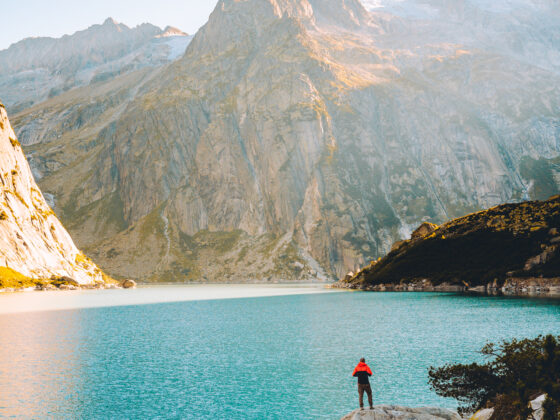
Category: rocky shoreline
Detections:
[
  {"x1": 341, "y1": 405, "x2": 461, "y2": 420},
  {"x1": 332, "y1": 277, "x2": 560, "y2": 298},
  {"x1": 0, "y1": 278, "x2": 136, "y2": 293},
  {"x1": 341, "y1": 394, "x2": 548, "y2": 420}
]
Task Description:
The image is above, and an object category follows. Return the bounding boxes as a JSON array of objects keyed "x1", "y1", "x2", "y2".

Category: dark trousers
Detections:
[{"x1": 358, "y1": 383, "x2": 373, "y2": 408}]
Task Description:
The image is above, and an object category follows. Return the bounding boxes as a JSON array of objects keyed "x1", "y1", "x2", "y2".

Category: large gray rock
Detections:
[
  {"x1": 341, "y1": 405, "x2": 462, "y2": 420},
  {"x1": 529, "y1": 394, "x2": 546, "y2": 420},
  {"x1": 468, "y1": 408, "x2": 494, "y2": 420}
]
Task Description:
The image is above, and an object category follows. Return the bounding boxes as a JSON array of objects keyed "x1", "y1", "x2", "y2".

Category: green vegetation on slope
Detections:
[
  {"x1": 0, "y1": 267, "x2": 41, "y2": 288},
  {"x1": 344, "y1": 196, "x2": 560, "y2": 288}
]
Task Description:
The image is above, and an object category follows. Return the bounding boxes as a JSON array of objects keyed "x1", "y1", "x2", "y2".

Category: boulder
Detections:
[
  {"x1": 411, "y1": 222, "x2": 438, "y2": 240},
  {"x1": 469, "y1": 394, "x2": 548, "y2": 420},
  {"x1": 468, "y1": 285, "x2": 486, "y2": 293},
  {"x1": 469, "y1": 408, "x2": 494, "y2": 420},
  {"x1": 121, "y1": 279, "x2": 137, "y2": 289},
  {"x1": 529, "y1": 394, "x2": 546, "y2": 420},
  {"x1": 341, "y1": 405, "x2": 461, "y2": 420}
]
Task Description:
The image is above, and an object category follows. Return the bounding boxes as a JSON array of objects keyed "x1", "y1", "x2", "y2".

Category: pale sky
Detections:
[{"x1": 1, "y1": 0, "x2": 219, "y2": 50}]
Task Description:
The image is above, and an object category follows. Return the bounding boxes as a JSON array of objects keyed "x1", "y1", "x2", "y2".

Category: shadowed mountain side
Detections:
[{"x1": 340, "y1": 195, "x2": 560, "y2": 290}]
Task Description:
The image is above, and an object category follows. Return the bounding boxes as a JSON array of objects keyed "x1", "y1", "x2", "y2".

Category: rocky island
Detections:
[{"x1": 337, "y1": 196, "x2": 560, "y2": 297}]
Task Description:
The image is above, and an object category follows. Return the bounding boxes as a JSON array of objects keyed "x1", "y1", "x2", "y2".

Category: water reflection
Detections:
[{"x1": 0, "y1": 310, "x2": 82, "y2": 418}]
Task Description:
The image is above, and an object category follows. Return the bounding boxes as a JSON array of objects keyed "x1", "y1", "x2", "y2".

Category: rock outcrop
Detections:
[
  {"x1": 0, "y1": 102, "x2": 105, "y2": 285},
  {"x1": 340, "y1": 196, "x2": 560, "y2": 293},
  {"x1": 8, "y1": 0, "x2": 560, "y2": 282},
  {"x1": 341, "y1": 406, "x2": 461, "y2": 420},
  {"x1": 411, "y1": 223, "x2": 438, "y2": 240},
  {"x1": 468, "y1": 408, "x2": 494, "y2": 420},
  {"x1": 468, "y1": 394, "x2": 549, "y2": 420},
  {"x1": 340, "y1": 394, "x2": 551, "y2": 420},
  {"x1": 121, "y1": 279, "x2": 137, "y2": 289}
]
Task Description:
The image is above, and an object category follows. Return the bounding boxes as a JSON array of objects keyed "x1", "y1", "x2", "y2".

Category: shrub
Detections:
[{"x1": 428, "y1": 335, "x2": 560, "y2": 419}]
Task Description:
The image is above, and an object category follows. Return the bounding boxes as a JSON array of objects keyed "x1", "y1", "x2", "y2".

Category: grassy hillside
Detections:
[{"x1": 342, "y1": 196, "x2": 560, "y2": 288}]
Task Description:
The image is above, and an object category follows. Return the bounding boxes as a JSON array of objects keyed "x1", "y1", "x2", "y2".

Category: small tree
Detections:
[{"x1": 428, "y1": 335, "x2": 560, "y2": 419}]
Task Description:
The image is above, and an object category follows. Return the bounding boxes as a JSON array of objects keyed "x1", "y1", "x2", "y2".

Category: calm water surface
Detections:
[{"x1": 0, "y1": 288, "x2": 559, "y2": 419}]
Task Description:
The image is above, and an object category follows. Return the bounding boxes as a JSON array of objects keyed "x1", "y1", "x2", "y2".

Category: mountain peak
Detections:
[
  {"x1": 156, "y1": 26, "x2": 189, "y2": 38},
  {"x1": 308, "y1": 0, "x2": 372, "y2": 28},
  {"x1": 103, "y1": 17, "x2": 119, "y2": 26},
  {"x1": 187, "y1": 0, "x2": 373, "y2": 55}
]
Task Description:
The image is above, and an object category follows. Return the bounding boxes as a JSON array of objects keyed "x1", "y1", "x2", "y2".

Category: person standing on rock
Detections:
[{"x1": 352, "y1": 357, "x2": 373, "y2": 410}]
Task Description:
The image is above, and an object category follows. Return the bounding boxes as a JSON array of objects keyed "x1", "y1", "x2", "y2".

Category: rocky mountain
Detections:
[
  {"x1": 0, "y1": 102, "x2": 106, "y2": 286},
  {"x1": 10, "y1": 0, "x2": 560, "y2": 282},
  {"x1": 339, "y1": 195, "x2": 560, "y2": 291},
  {"x1": 0, "y1": 18, "x2": 192, "y2": 113},
  {"x1": 362, "y1": 0, "x2": 560, "y2": 74}
]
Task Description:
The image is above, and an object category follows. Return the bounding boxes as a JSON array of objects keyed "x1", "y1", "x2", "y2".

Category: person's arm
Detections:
[
  {"x1": 366, "y1": 365, "x2": 373, "y2": 376},
  {"x1": 352, "y1": 366, "x2": 358, "y2": 377}
]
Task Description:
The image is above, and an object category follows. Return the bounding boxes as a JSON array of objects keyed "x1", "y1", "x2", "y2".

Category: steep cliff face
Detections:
[
  {"x1": 11, "y1": 0, "x2": 560, "y2": 282},
  {"x1": 0, "y1": 18, "x2": 192, "y2": 113},
  {"x1": 0, "y1": 103, "x2": 105, "y2": 284}
]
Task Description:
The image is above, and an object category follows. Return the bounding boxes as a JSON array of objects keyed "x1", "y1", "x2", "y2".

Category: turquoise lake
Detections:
[{"x1": 1, "y1": 288, "x2": 559, "y2": 419}]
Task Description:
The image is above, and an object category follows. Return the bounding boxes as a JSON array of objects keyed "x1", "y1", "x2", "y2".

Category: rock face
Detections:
[
  {"x1": 0, "y1": 103, "x2": 104, "y2": 284},
  {"x1": 411, "y1": 223, "x2": 438, "y2": 240},
  {"x1": 9, "y1": 0, "x2": 560, "y2": 282},
  {"x1": 0, "y1": 18, "x2": 192, "y2": 113},
  {"x1": 341, "y1": 406, "x2": 461, "y2": 420},
  {"x1": 341, "y1": 196, "x2": 560, "y2": 291}
]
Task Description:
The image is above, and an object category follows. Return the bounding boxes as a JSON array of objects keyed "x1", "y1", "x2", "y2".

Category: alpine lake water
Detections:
[{"x1": 1, "y1": 285, "x2": 559, "y2": 419}]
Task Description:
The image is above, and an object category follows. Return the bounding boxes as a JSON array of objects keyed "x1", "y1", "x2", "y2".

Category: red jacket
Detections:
[{"x1": 352, "y1": 362, "x2": 373, "y2": 384}]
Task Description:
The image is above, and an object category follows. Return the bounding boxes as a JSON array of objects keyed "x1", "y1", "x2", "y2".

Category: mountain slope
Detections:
[
  {"x1": 339, "y1": 195, "x2": 560, "y2": 290},
  {"x1": 0, "y1": 102, "x2": 106, "y2": 285},
  {"x1": 363, "y1": 0, "x2": 560, "y2": 74},
  {"x1": 11, "y1": 0, "x2": 560, "y2": 282},
  {"x1": 0, "y1": 18, "x2": 192, "y2": 113}
]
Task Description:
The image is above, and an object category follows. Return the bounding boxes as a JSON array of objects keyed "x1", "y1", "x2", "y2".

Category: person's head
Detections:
[{"x1": 360, "y1": 357, "x2": 365, "y2": 363}]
